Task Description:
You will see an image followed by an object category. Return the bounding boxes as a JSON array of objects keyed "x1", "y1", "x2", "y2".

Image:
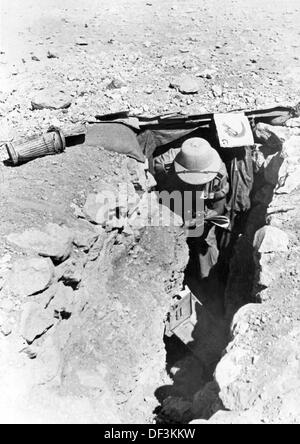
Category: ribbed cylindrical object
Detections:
[{"x1": 5, "y1": 129, "x2": 66, "y2": 165}]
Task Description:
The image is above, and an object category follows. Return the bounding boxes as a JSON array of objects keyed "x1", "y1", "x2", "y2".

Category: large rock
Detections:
[
  {"x1": 6, "y1": 257, "x2": 55, "y2": 297},
  {"x1": 7, "y1": 224, "x2": 73, "y2": 262},
  {"x1": 20, "y1": 301, "x2": 55, "y2": 343},
  {"x1": 31, "y1": 89, "x2": 72, "y2": 110},
  {"x1": 170, "y1": 76, "x2": 200, "y2": 94},
  {"x1": 254, "y1": 226, "x2": 289, "y2": 254},
  {"x1": 214, "y1": 304, "x2": 300, "y2": 423}
]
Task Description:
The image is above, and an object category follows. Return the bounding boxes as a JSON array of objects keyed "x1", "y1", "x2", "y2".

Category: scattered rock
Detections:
[
  {"x1": 20, "y1": 301, "x2": 55, "y2": 343},
  {"x1": 76, "y1": 39, "x2": 89, "y2": 46},
  {"x1": 31, "y1": 89, "x2": 72, "y2": 110},
  {"x1": 5, "y1": 257, "x2": 55, "y2": 297},
  {"x1": 211, "y1": 84, "x2": 223, "y2": 97},
  {"x1": 196, "y1": 69, "x2": 216, "y2": 79},
  {"x1": 31, "y1": 55, "x2": 40, "y2": 62},
  {"x1": 7, "y1": 224, "x2": 73, "y2": 262},
  {"x1": 107, "y1": 78, "x2": 126, "y2": 90},
  {"x1": 47, "y1": 51, "x2": 59, "y2": 59},
  {"x1": 170, "y1": 76, "x2": 200, "y2": 94},
  {"x1": 254, "y1": 226, "x2": 289, "y2": 254}
]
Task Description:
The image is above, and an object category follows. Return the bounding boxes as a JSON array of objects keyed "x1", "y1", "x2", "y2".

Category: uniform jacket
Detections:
[{"x1": 154, "y1": 148, "x2": 230, "y2": 219}]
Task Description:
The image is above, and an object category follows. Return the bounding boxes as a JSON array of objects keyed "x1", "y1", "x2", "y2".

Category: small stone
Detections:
[
  {"x1": 196, "y1": 69, "x2": 216, "y2": 79},
  {"x1": 31, "y1": 55, "x2": 40, "y2": 62},
  {"x1": 5, "y1": 257, "x2": 55, "y2": 297},
  {"x1": 211, "y1": 84, "x2": 223, "y2": 97},
  {"x1": 107, "y1": 78, "x2": 126, "y2": 90},
  {"x1": 76, "y1": 39, "x2": 89, "y2": 46},
  {"x1": 47, "y1": 51, "x2": 59, "y2": 59}
]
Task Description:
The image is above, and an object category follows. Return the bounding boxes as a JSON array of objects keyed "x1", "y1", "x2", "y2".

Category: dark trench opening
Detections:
[{"x1": 154, "y1": 223, "x2": 243, "y2": 424}]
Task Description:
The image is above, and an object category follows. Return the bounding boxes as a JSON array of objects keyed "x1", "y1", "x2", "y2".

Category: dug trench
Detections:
[
  {"x1": 0, "y1": 121, "x2": 299, "y2": 424},
  {"x1": 153, "y1": 146, "x2": 277, "y2": 424},
  {"x1": 153, "y1": 121, "x2": 300, "y2": 424}
]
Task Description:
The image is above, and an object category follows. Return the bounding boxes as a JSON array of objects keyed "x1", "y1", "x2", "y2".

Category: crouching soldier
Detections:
[{"x1": 154, "y1": 138, "x2": 229, "y2": 281}]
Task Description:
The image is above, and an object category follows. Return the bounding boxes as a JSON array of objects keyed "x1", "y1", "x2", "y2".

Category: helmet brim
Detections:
[{"x1": 174, "y1": 151, "x2": 222, "y2": 185}]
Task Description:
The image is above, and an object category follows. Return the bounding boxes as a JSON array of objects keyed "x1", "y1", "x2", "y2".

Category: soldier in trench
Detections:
[{"x1": 154, "y1": 137, "x2": 230, "y2": 282}]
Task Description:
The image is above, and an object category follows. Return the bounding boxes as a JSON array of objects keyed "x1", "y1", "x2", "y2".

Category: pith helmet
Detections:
[{"x1": 174, "y1": 138, "x2": 222, "y2": 185}]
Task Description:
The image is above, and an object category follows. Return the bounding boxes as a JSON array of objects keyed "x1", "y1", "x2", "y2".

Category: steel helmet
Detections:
[{"x1": 174, "y1": 138, "x2": 222, "y2": 185}]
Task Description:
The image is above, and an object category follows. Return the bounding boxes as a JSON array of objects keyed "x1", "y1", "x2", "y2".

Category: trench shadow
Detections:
[{"x1": 154, "y1": 259, "x2": 230, "y2": 423}]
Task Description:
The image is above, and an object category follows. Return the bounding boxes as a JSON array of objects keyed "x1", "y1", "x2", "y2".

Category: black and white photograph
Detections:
[{"x1": 0, "y1": 0, "x2": 299, "y2": 427}]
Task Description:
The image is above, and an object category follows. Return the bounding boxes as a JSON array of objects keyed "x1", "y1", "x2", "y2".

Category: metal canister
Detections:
[{"x1": 5, "y1": 129, "x2": 66, "y2": 165}]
